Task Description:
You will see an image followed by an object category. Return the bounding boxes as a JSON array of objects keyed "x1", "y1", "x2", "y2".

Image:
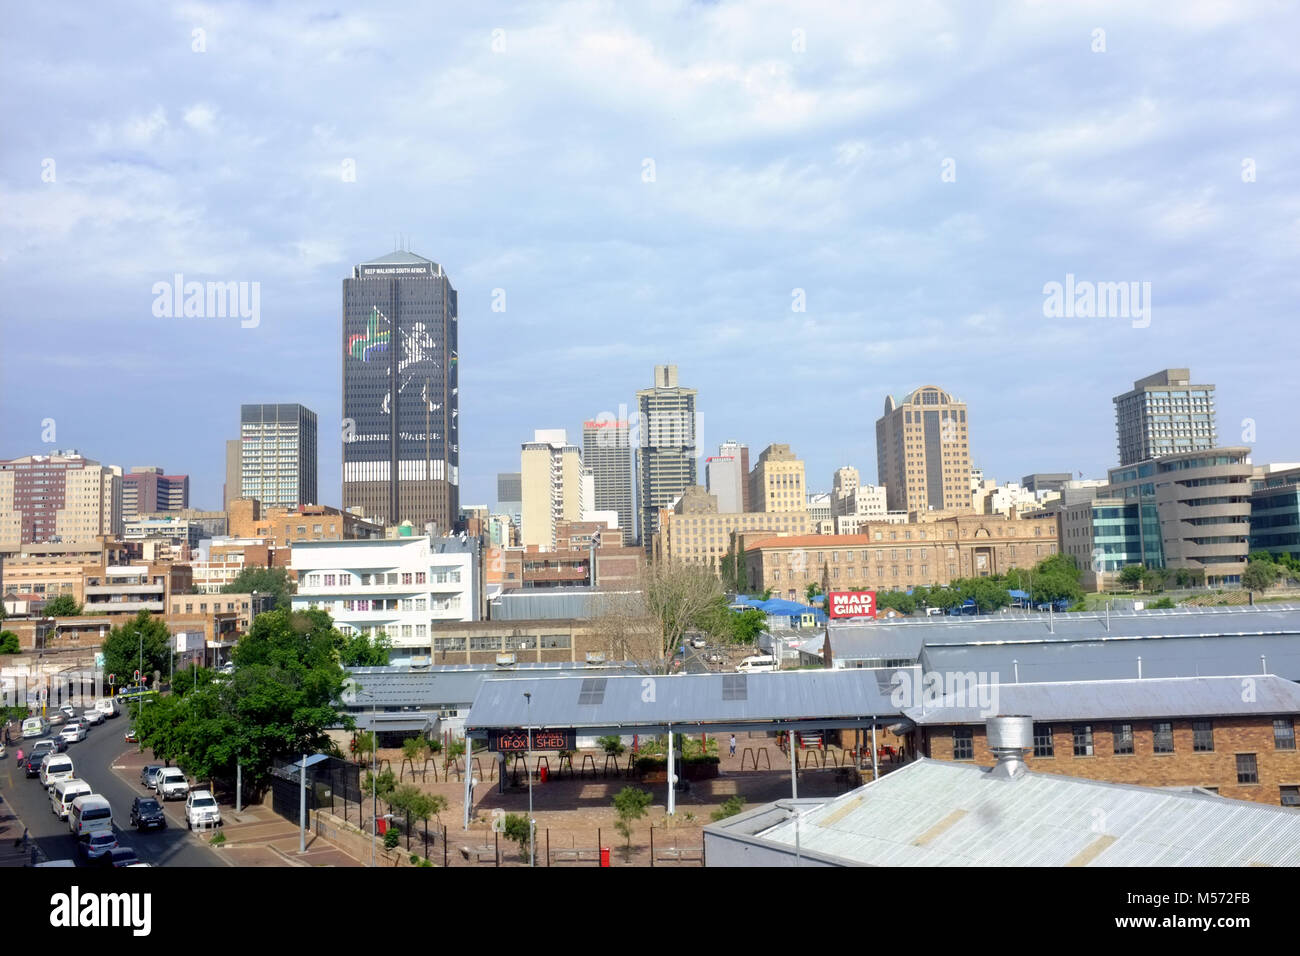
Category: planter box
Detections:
[{"x1": 682, "y1": 762, "x2": 719, "y2": 781}]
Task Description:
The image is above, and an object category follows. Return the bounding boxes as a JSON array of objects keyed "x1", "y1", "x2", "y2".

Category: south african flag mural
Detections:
[{"x1": 348, "y1": 306, "x2": 391, "y2": 362}]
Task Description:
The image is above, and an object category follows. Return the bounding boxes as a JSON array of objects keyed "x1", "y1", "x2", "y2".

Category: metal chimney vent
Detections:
[{"x1": 986, "y1": 715, "x2": 1033, "y2": 780}]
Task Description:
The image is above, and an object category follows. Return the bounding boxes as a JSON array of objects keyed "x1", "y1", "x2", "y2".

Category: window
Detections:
[
  {"x1": 1282, "y1": 786, "x2": 1300, "y2": 808},
  {"x1": 1072, "y1": 724, "x2": 1094, "y2": 757},
  {"x1": 540, "y1": 634, "x2": 571, "y2": 649},
  {"x1": 433, "y1": 637, "x2": 465, "y2": 652},
  {"x1": 1275, "y1": 718, "x2": 1296, "y2": 751},
  {"x1": 469, "y1": 636, "x2": 502, "y2": 651},
  {"x1": 1033, "y1": 723, "x2": 1054, "y2": 758},
  {"x1": 953, "y1": 727, "x2": 974, "y2": 760},
  {"x1": 1236, "y1": 753, "x2": 1258, "y2": 785},
  {"x1": 1112, "y1": 723, "x2": 1134, "y2": 755},
  {"x1": 415, "y1": 572, "x2": 426, "y2": 584},
  {"x1": 1193, "y1": 720, "x2": 1214, "y2": 752},
  {"x1": 402, "y1": 573, "x2": 413, "y2": 585},
  {"x1": 1153, "y1": 721, "x2": 1174, "y2": 754}
]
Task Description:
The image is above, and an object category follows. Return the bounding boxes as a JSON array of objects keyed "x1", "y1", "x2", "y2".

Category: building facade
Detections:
[
  {"x1": 227, "y1": 500, "x2": 384, "y2": 550},
  {"x1": 747, "y1": 444, "x2": 806, "y2": 513},
  {"x1": 744, "y1": 514, "x2": 1060, "y2": 599},
  {"x1": 654, "y1": 485, "x2": 810, "y2": 571},
  {"x1": 1251, "y1": 465, "x2": 1300, "y2": 563},
  {"x1": 238, "y1": 403, "x2": 318, "y2": 508},
  {"x1": 876, "y1": 386, "x2": 972, "y2": 514},
  {"x1": 0, "y1": 452, "x2": 122, "y2": 548},
  {"x1": 122, "y1": 468, "x2": 189, "y2": 518},
  {"x1": 706, "y1": 441, "x2": 748, "y2": 514},
  {"x1": 520, "y1": 430, "x2": 583, "y2": 551},
  {"x1": 1114, "y1": 368, "x2": 1217, "y2": 467},
  {"x1": 342, "y1": 251, "x2": 459, "y2": 531},
  {"x1": 292, "y1": 536, "x2": 480, "y2": 661},
  {"x1": 635, "y1": 364, "x2": 698, "y2": 551},
  {"x1": 582, "y1": 419, "x2": 635, "y2": 545}
]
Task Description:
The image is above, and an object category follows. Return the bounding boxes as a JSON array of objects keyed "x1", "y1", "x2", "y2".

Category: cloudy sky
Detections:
[{"x1": 2, "y1": 1, "x2": 1297, "y2": 512}]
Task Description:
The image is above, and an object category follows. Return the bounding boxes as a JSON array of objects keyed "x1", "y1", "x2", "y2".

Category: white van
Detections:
[
  {"x1": 736, "y1": 655, "x2": 778, "y2": 673},
  {"x1": 39, "y1": 754, "x2": 75, "y2": 789},
  {"x1": 94, "y1": 698, "x2": 118, "y2": 719},
  {"x1": 21, "y1": 716, "x2": 49, "y2": 739},
  {"x1": 51, "y1": 778, "x2": 92, "y2": 820},
  {"x1": 69, "y1": 794, "x2": 114, "y2": 837}
]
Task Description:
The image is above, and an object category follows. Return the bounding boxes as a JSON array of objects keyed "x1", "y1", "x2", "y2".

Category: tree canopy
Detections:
[
  {"x1": 221, "y1": 565, "x2": 295, "y2": 609},
  {"x1": 102, "y1": 610, "x2": 171, "y2": 684},
  {"x1": 43, "y1": 594, "x2": 84, "y2": 617}
]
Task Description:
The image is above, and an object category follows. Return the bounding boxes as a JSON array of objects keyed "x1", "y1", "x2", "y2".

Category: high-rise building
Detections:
[
  {"x1": 706, "y1": 441, "x2": 747, "y2": 514},
  {"x1": 583, "y1": 418, "x2": 635, "y2": 544},
  {"x1": 832, "y1": 466, "x2": 859, "y2": 501},
  {"x1": 223, "y1": 439, "x2": 242, "y2": 511},
  {"x1": 342, "y1": 251, "x2": 459, "y2": 531},
  {"x1": 496, "y1": 473, "x2": 522, "y2": 513},
  {"x1": 876, "y1": 386, "x2": 972, "y2": 514},
  {"x1": 122, "y1": 467, "x2": 189, "y2": 518},
  {"x1": 520, "y1": 430, "x2": 583, "y2": 550},
  {"x1": 748, "y1": 444, "x2": 807, "y2": 513},
  {"x1": 0, "y1": 451, "x2": 122, "y2": 548},
  {"x1": 636, "y1": 365, "x2": 698, "y2": 551},
  {"x1": 238, "y1": 404, "x2": 318, "y2": 508},
  {"x1": 1113, "y1": 369, "x2": 1217, "y2": 467}
]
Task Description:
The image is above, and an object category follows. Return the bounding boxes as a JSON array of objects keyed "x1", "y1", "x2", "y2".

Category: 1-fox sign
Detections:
[{"x1": 828, "y1": 590, "x2": 876, "y2": 619}]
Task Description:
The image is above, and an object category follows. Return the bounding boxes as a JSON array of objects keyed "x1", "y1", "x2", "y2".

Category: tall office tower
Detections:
[
  {"x1": 342, "y1": 251, "x2": 459, "y2": 530},
  {"x1": 832, "y1": 466, "x2": 859, "y2": 502},
  {"x1": 747, "y1": 444, "x2": 807, "y2": 513},
  {"x1": 1113, "y1": 369, "x2": 1217, "y2": 467},
  {"x1": 239, "y1": 404, "x2": 318, "y2": 508},
  {"x1": 876, "y1": 385, "x2": 972, "y2": 514},
  {"x1": 520, "y1": 430, "x2": 583, "y2": 550},
  {"x1": 635, "y1": 365, "x2": 698, "y2": 552},
  {"x1": 583, "y1": 418, "x2": 635, "y2": 542},
  {"x1": 496, "y1": 472, "x2": 522, "y2": 520},
  {"x1": 706, "y1": 441, "x2": 747, "y2": 513},
  {"x1": 223, "y1": 439, "x2": 243, "y2": 511},
  {"x1": 0, "y1": 451, "x2": 122, "y2": 548},
  {"x1": 122, "y1": 467, "x2": 190, "y2": 518}
]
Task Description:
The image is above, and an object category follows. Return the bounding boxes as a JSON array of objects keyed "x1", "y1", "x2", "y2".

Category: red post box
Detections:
[
  {"x1": 377, "y1": 817, "x2": 387, "y2": 835},
  {"x1": 539, "y1": 764, "x2": 549, "y2": 783},
  {"x1": 600, "y1": 847, "x2": 610, "y2": 867}
]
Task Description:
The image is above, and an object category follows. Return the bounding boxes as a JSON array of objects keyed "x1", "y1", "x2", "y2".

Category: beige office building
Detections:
[
  {"x1": 744, "y1": 513, "x2": 1059, "y2": 599},
  {"x1": 653, "y1": 485, "x2": 809, "y2": 570},
  {"x1": 0, "y1": 452, "x2": 122, "y2": 549},
  {"x1": 520, "y1": 430, "x2": 583, "y2": 551},
  {"x1": 748, "y1": 444, "x2": 807, "y2": 513},
  {"x1": 876, "y1": 386, "x2": 973, "y2": 514}
]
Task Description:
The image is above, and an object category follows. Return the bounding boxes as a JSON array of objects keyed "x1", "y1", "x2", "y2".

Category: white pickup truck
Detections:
[
  {"x1": 185, "y1": 790, "x2": 222, "y2": 830},
  {"x1": 155, "y1": 767, "x2": 190, "y2": 801}
]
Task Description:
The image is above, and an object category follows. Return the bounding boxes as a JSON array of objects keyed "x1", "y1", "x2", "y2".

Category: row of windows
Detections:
[{"x1": 434, "y1": 634, "x2": 572, "y2": 651}]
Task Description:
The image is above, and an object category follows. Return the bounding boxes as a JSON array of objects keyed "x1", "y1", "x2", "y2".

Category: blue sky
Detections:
[{"x1": 2, "y1": 1, "x2": 1298, "y2": 511}]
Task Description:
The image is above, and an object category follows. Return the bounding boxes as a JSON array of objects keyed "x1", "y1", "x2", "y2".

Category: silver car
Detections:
[
  {"x1": 59, "y1": 723, "x2": 87, "y2": 744},
  {"x1": 141, "y1": 764, "x2": 163, "y2": 789}
]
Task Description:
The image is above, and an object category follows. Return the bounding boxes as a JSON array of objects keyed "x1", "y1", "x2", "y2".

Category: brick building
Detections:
[{"x1": 906, "y1": 675, "x2": 1300, "y2": 806}]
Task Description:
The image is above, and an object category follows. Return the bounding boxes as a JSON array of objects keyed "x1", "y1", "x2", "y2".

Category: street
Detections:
[{"x1": 1, "y1": 717, "x2": 225, "y2": 867}]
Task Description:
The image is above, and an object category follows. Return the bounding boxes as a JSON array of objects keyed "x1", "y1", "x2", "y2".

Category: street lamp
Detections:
[{"x1": 525, "y1": 691, "x2": 534, "y2": 867}]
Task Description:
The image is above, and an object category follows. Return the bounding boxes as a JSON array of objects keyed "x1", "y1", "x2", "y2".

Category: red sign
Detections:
[{"x1": 828, "y1": 590, "x2": 876, "y2": 619}]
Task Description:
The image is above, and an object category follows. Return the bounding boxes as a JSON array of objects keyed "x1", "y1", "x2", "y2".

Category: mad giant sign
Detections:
[{"x1": 828, "y1": 590, "x2": 876, "y2": 619}]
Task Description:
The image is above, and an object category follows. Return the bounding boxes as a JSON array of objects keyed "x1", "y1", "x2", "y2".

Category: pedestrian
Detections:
[
  {"x1": 898, "y1": 742, "x2": 906, "y2": 762},
  {"x1": 729, "y1": 734, "x2": 736, "y2": 758}
]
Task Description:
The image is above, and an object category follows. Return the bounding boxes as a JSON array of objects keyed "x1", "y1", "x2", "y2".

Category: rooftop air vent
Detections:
[{"x1": 986, "y1": 715, "x2": 1034, "y2": 780}]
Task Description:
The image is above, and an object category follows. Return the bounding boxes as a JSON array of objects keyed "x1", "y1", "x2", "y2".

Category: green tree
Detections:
[
  {"x1": 597, "y1": 735, "x2": 626, "y2": 757},
  {"x1": 1242, "y1": 560, "x2": 1278, "y2": 593},
  {"x1": 501, "y1": 813, "x2": 533, "y2": 860},
  {"x1": 1118, "y1": 565, "x2": 1146, "y2": 590},
  {"x1": 221, "y1": 565, "x2": 295, "y2": 610},
  {"x1": 43, "y1": 594, "x2": 83, "y2": 616},
  {"x1": 612, "y1": 786, "x2": 653, "y2": 849},
  {"x1": 804, "y1": 582, "x2": 822, "y2": 604},
  {"x1": 0, "y1": 630, "x2": 20, "y2": 654},
  {"x1": 729, "y1": 608, "x2": 767, "y2": 645},
  {"x1": 711, "y1": 795, "x2": 745, "y2": 822},
  {"x1": 877, "y1": 590, "x2": 917, "y2": 615},
  {"x1": 1142, "y1": 567, "x2": 1168, "y2": 593},
  {"x1": 339, "y1": 630, "x2": 391, "y2": 667},
  {"x1": 352, "y1": 730, "x2": 375, "y2": 764},
  {"x1": 102, "y1": 610, "x2": 171, "y2": 685}
]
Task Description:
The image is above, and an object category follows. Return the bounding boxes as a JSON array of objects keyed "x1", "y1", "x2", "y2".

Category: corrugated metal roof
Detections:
[
  {"x1": 902, "y1": 674, "x2": 1300, "y2": 724},
  {"x1": 343, "y1": 663, "x2": 638, "y2": 709},
  {"x1": 744, "y1": 759, "x2": 1300, "y2": 866},
  {"x1": 465, "y1": 669, "x2": 902, "y2": 733},
  {"x1": 488, "y1": 589, "x2": 640, "y2": 620},
  {"x1": 827, "y1": 623, "x2": 925, "y2": 662},
  {"x1": 920, "y1": 631, "x2": 1300, "y2": 683}
]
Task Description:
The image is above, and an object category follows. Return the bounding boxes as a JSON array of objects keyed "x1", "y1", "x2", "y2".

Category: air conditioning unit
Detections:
[
  {"x1": 585, "y1": 652, "x2": 606, "y2": 664},
  {"x1": 496, "y1": 654, "x2": 516, "y2": 667}
]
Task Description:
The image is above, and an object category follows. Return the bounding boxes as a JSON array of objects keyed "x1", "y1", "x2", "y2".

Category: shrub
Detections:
[
  {"x1": 383, "y1": 829, "x2": 400, "y2": 850},
  {"x1": 711, "y1": 796, "x2": 745, "y2": 822},
  {"x1": 209, "y1": 831, "x2": 226, "y2": 846}
]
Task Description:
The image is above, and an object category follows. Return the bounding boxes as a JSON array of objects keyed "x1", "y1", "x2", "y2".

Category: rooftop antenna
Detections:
[
  {"x1": 1137, "y1": 655, "x2": 1143, "y2": 679},
  {"x1": 1261, "y1": 654, "x2": 1267, "y2": 675}
]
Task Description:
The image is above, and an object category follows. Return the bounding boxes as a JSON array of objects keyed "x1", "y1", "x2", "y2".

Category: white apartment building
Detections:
[
  {"x1": 831, "y1": 482, "x2": 889, "y2": 533},
  {"x1": 292, "y1": 535, "x2": 479, "y2": 661}
]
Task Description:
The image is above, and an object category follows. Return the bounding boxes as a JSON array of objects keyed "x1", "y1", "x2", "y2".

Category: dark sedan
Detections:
[
  {"x1": 130, "y1": 796, "x2": 166, "y2": 831},
  {"x1": 23, "y1": 752, "x2": 46, "y2": 778},
  {"x1": 95, "y1": 848, "x2": 141, "y2": 868}
]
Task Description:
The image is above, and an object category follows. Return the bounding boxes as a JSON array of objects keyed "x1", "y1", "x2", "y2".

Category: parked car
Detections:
[
  {"x1": 96, "y1": 848, "x2": 141, "y2": 868},
  {"x1": 156, "y1": 767, "x2": 189, "y2": 801},
  {"x1": 185, "y1": 790, "x2": 221, "y2": 830},
  {"x1": 23, "y1": 752, "x2": 47, "y2": 778},
  {"x1": 59, "y1": 723, "x2": 87, "y2": 745},
  {"x1": 82, "y1": 709, "x2": 106, "y2": 726},
  {"x1": 691, "y1": 637, "x2": 708, "y2": 648},
  {"x1": 130, "y1": 796, "x2": 166, "y2": 831},
  {"x1": 124, "y1": 727, "x2": 139, "y2": 743},
  {"x1": 31, "y1": 737, "x2": 66, "y2": 756},
  {"x1": 141, "y1": 764, "x2": 163, "y2": 789},
  {"x1": 76, "y1": 831, "x2": 119, "y2": 863}
]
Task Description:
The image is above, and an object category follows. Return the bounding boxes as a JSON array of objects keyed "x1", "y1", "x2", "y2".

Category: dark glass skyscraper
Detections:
[{"x1": 342, "y1": 251, "x2": 459, "y2": 530}]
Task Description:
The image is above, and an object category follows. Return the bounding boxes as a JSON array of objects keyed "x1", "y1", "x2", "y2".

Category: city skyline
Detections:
[{"x1": 2, "y1": 4, "x2": 1297, "y2": 511}]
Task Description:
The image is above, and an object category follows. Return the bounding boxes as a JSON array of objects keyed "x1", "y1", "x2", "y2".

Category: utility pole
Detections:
[
  {"x1": 525, "y1": 691, "x2": 534, "y2": 867},
  {"x1": 299, "y1": 753, "x2": 307, "y2": 854}
]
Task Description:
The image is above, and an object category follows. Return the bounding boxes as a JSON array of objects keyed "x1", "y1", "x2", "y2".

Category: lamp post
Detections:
[{"x1": 525, "y1": 691, "x2": 534, "y2": 867}]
